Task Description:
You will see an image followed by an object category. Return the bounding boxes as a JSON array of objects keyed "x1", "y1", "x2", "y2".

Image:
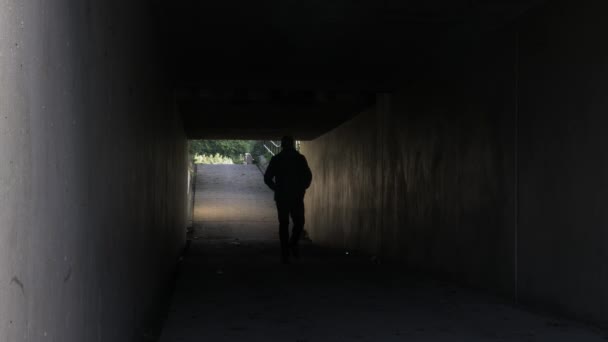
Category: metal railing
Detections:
[
  {"x1": 263, "y1": 140, "x2": 281, "y2": 156},
  {"x1": 263, "y1": 140, "x2": 301, "y2": 156}
]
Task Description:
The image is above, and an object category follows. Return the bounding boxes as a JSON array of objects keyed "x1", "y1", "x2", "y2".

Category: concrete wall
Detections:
[
  {"x1": 302, "y1": 0, "x2": 608, "y2": 325},
  {"x1": 0, "y1": 1, "x2": 187, "y2": 341},
  {"x1": 516, "y1": 1, "x2": 608, "y2": 324},
  {"x1": 302, "y1": 32, "x2": 518, "y2": 294}
]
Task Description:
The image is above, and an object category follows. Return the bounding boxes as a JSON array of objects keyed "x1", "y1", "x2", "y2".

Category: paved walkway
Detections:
[{"x1": 159, "y1": 164, "x2": 606, "y2": 342}]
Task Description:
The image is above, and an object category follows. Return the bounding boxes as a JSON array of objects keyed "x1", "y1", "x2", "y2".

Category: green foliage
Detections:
[
  {"x1": 189, "y1": 140, "x2": 254, "y2": 163},
  {"x1": 193, "y1": 153, "x2": 234, "y2": 164},
  {"x1": 189, "y1": 140, "x2": 287, "y2": 164}
]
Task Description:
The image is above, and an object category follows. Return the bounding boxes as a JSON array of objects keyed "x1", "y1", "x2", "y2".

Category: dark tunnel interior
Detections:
[
  {"x1": 156, "y1": 0, "x2": 543, "y2": 139},
  {"x1": 2, "y1": 0, "x2": 608, "y2": 341}
]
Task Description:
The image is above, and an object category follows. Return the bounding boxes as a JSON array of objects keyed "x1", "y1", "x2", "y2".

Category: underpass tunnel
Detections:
[{"x1": 1, "y1": 0, "x2": 608, "y2": 340}]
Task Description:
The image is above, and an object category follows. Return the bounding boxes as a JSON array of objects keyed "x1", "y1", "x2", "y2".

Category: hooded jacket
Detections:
[{"x1": 264, "y1": 148, "x2": 312, "y2": 202}]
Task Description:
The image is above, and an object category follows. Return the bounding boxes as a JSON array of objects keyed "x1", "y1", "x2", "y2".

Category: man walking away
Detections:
[{"x1": 264, "y1": 136, "x2": 313, "y2": 264}]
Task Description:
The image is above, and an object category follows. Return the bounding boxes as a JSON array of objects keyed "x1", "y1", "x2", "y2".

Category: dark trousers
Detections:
[{"x1": 276, "y1": 199, "x2": 305, "y2": 259}]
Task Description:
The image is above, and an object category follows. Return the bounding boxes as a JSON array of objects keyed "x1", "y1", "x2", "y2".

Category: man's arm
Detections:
[{"x1": 264, "y1": 158, "x2": 276, "y2": 191}]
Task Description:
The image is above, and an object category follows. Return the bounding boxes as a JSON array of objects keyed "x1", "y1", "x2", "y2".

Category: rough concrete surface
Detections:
[
  {"x1": 301, "y1": 31, "x2": 518, "y2": 297},
  {"x1": 159, "y1": 164, "x2": 607, "y2": 341},
  {"x1": 516, "y1": 0, "x2": 608, "y2": 325},
  {"x1": 0, "y1": 1, "x2": 187, "y2": 341},
  {"x1": 193, "y1": 165, "x2": 276, "y2": 240},
  {"x1": 301, "y1": 0, "x2": 608, "y2": 327}
]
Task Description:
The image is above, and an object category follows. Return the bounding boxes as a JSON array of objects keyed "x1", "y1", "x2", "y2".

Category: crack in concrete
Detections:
[{"x1": 10, "y1": 276, "x2": 25, "y2": 295}]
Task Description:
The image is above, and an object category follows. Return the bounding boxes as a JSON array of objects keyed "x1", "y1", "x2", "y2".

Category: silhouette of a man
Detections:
[{"x1": 264, "y1": 136, "x2": 312, "y2": 263}]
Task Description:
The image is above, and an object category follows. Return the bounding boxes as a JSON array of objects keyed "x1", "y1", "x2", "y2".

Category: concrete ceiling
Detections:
[{"x1": 155, "y1": 0, "x2": 543, "y2": 139}]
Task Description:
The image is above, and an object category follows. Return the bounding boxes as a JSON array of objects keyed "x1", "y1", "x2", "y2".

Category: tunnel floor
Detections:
[{"x1": 158, "y1": 165, "x2": 606, "y2": 342}]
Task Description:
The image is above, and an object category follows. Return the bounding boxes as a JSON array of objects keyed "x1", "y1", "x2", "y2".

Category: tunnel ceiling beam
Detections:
[
  {"x1": 154, "y1": 0, "x2": 544, "y2": 139},
  {"x1": 178, "y1": 89, "x2": 375, "y2": 140}
]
